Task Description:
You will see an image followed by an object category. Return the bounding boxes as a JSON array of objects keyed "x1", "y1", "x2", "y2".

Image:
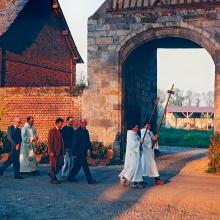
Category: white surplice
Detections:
[
  {"x1": 141, "y1": 128, "x2": 159, "y2": 178},
  {"x1": 20, "y1": 122, "x2": 38, "y2": 173},
  {"x1": 119, "y1": 130, "x2": 143, "y2": 182}
]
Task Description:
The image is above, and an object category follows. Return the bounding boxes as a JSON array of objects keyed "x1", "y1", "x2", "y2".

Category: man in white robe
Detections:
[
  {"x1": 20, "y1": 116, "x2": 39, "y2": 175},
  {"x1": 119, "y1": 124, "x2": 144, "y2": 189},
  {"x1": 141, "y1": 123, "x2": 164, "y2": 185}
]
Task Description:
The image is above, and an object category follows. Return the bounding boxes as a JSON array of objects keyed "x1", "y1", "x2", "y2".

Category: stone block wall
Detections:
[
  {"x1": 85, "y1": 2, "x2": 220, "y2": 157},
  {"x1": 0, "y1": 87, "x2": 82, "y2": 141}
]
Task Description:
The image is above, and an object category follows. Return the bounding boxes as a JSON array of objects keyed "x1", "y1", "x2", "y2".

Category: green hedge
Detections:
[
  {"x1": 158, "y1": 128, "x2": 213, "y2": 148},
  {"x1": 208, "y1": 134, "x2": 220, "y2": 174}
]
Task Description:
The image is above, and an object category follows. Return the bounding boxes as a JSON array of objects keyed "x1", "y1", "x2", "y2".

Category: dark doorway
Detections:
[
  {"x1": 125, "y1": 105, "x2": 141, "y2": 129},
  {"x1": 121, "y1": 37, "x2": 201, "y2": 146}
]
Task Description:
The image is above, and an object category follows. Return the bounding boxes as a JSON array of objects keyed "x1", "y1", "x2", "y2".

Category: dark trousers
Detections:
[
  {"x1": 69, "y1": 156, "x2": 92, "y2": 182},
  {"x1": 0, "y1": 148, "x2": 20, "y2": 176},
  {"x1": 49, "y1": 156, "x2": 63, "y2": 181}
]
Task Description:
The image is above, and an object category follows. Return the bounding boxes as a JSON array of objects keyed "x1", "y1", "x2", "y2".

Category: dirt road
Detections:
[{"x1": 0, "y1": 147, "x2": 219, "y2": 220}]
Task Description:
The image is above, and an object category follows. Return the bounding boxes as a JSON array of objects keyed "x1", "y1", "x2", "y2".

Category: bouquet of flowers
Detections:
[
  {"x1": 91, "y1": 141, "x2": 106, "y2": 159},
  {"x1": 90, "y1": 141, "x2": 113, "y2": 159},
  {"x1": 0, "y1": 131, "x2": 8, "y2": 154},
  {"x1": 33, "y1": 141, "x2": 48, "y2": 155}
]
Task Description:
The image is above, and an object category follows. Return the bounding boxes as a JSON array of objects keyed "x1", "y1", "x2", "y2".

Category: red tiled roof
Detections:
[
  {"x1": 0, "y1": 0, "x2": 83, "y2": 63},
  {"x1": 0, "y1": 0, "x2": 29, "y2": 36},
  {"x1": 167, "y1": 106, "x2": 214, "y2": 113}
]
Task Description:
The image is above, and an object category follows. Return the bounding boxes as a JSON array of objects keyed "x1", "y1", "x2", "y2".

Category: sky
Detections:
[
  {"x1": 59, "y1": 0, "x2": 215, "y2": 93},
  {"x1": 59, "y1": 0, "x2": 104, "y2": 78},
  {"x1": 157, "y1": 49, "x2": 215, "y2": 93}
]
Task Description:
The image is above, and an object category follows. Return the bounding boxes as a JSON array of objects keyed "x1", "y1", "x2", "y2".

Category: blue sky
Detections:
[{"x1": 59, "y1": 0, "x2": 215, "y2": 93}]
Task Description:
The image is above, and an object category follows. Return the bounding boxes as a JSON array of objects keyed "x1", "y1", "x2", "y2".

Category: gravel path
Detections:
[{"x1": 0, "y1": 147, "x2": 219, "y2": 220}]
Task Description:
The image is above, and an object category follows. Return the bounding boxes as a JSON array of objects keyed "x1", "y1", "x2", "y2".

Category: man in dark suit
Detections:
[
  {"x1": 61, "y1": 116, "x2": 74, "y2": 178},
  {"x1": 68, "y1": 119, "x2": 96, "y2": 184},
  {"x1": 48, "y1": 118, "x2": 64, "y2": 184},
  {"x1": 0, "y1": 117, "x2": 23, "y2": 179}
]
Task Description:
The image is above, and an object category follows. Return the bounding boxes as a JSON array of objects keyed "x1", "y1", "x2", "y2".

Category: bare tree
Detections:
[
  {"x1": 170, "y1": 88, "x2": 185, "y2": 106},
  {"x1": 158, "y1": 88, "x2": 214, "y2": 107},
  {"x1": 202, "y1": 91, "x2": 214, "y2": 107},
  {"x1": 157, "y1": 89, "x2": 166, "y2": 105},
  {"x1": 185, "y1": 90, "x2": 194, "y2": 106},
  {"x1": 76, "y1": 71, "x2": 88, "y2": 87},
  {"x1": 157, "y1": 89, "x2": 166, "y2": 122},
  {"x1": 194, "y1": 93, "x2": 201, "y2": 107}
]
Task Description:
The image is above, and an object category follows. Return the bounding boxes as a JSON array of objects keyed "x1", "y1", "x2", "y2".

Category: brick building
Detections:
[
  {"x1": 0, "y1": 0, "x2": 83, "y2": 87},
  {"x1": 166, "y1": 106, "x2": 214, "y2": 130},
  {"x1": 0, "y1": 0, "x2": 83, "y2": 140}
]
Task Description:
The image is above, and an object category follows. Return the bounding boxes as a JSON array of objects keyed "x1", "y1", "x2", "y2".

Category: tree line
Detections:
[{"x1": 158, "y1": 88, "x2": 214, "y2": 107}]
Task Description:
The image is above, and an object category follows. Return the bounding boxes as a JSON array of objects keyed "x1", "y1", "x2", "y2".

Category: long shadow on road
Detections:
[{"x1": 0, "y1": 148, "x2": 206, "y2": 220}]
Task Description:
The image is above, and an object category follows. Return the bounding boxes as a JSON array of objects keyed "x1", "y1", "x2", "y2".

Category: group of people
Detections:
[
  {"x1": 0, "y1": 116, "x2": 96, "y2": 184},
  {"x1": 0, "y1": 116, "x2": 39, "y2": 179},
  {"x1": 0, "y1": 115, "x2": 164, "y2": 188},
  {"x1": 119, "y1": 122, "x2": 164, "y2": 189}
]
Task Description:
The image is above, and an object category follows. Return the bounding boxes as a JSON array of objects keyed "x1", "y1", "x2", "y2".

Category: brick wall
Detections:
[
  {"x1": 5, "y1": 60, "x2": 71, "y2": 87},
  {"x1": 0, "y1": 87, "x2": 82, "y2": 141}
]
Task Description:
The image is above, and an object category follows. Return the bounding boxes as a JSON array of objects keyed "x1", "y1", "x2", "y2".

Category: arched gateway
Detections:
[{"x1": 83, "y1": 0, "x2": 220, "y2": 157}]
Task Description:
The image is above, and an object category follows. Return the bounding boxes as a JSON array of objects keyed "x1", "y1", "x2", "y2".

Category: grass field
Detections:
[{"x1": 158, "y1": 127, "x2": 213, "y2": 148}]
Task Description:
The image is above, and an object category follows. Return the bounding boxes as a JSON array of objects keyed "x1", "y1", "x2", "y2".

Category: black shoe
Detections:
[
  {"x1": 132, "y1": 183, "x2": 139, "y2": 189},
  {"x1": 50, "y1": 180, "x2": 61, "y2": 184},
  {"x1": 68, "y1": 177, "x2": 78, "y2": 182},
  {"x1": 20, "y1": 172, "x2": 33, "y2": 175},
  {"x1": 88, "y1": 179, "x2": 97, "y2": 184},
  {"x1": 14, "y1": 175, "x2": 24, "y2": 179},
  {"x1": 140, "y1": 181, "x2": 147, "y2": 185},
  {"x1": 0, "y1": 170, "x2": 3, "y2": 176},
  {"x1": 31, "y1": 170, "x2": 40, "y2": 175},
  {"x1": 154, "y1": 149, "x2": 161, "y2": 155}
]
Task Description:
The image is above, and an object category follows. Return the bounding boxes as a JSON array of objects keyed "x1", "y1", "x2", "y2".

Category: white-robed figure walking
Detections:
[
  {"x1": 119, "y1": 124, "x2": 144, "y2": 189},
  {"x1": 141, "y1": 123, "x2": 164, "y2": 185},
  {"x1": 20, "y1": 116, "x2": 39, "y2": 175}
]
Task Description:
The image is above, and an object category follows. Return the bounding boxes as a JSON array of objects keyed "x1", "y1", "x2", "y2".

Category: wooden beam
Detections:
[{"x1": 181, "y1": 112, "x2": 188, "y2": 118}]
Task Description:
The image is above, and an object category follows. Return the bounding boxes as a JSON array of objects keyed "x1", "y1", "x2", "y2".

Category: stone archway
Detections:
[
  {"x1": 118, "y1": 26, "x2": 217, "y2": 63},
  {"x1": 118, "y1": 27, "x2": 218, "y2": 140},
  {"x1": 84, "y1": 1, "x2": 220, "y2": 158}
]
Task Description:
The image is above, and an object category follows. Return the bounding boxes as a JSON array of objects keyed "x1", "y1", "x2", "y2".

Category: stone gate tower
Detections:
[{"x1": 83, "y1": 0, "x2": 220, "y2": 158}]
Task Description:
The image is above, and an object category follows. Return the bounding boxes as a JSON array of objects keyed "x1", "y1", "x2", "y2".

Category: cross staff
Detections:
[
  {"x1": 152, "y1": 84, "x2": 175, "y2": 149},
  {"x1": 140, "y1": 97, "x2": 160, "y2": 153}
]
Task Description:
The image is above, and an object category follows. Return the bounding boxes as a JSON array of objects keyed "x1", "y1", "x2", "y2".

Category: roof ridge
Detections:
[{"x1": 0, "y1": 0, "x2": 29, "y2": 36}]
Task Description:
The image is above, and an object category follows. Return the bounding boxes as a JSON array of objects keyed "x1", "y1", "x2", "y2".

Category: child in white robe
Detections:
[
  {"x1": 141, "y1": 123, "x2": 164, "y2": 185},
  {"x1": 119, "y1": 124, "x2": 144, "y2": 189}
]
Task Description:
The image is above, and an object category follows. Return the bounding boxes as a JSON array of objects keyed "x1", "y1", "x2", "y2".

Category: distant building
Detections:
[{"x1": 166, "y1": 106, "x2": 214, "y2": 130}]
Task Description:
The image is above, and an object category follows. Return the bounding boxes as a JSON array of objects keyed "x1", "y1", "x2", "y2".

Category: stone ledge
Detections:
[{"x1": 0, "y1": 86, "x2": 83, "y2": 97}]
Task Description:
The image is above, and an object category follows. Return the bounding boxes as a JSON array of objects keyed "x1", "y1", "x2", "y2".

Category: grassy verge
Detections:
[{"x1": 158, "y1": 128, "x2": 213, "y2": 148}]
